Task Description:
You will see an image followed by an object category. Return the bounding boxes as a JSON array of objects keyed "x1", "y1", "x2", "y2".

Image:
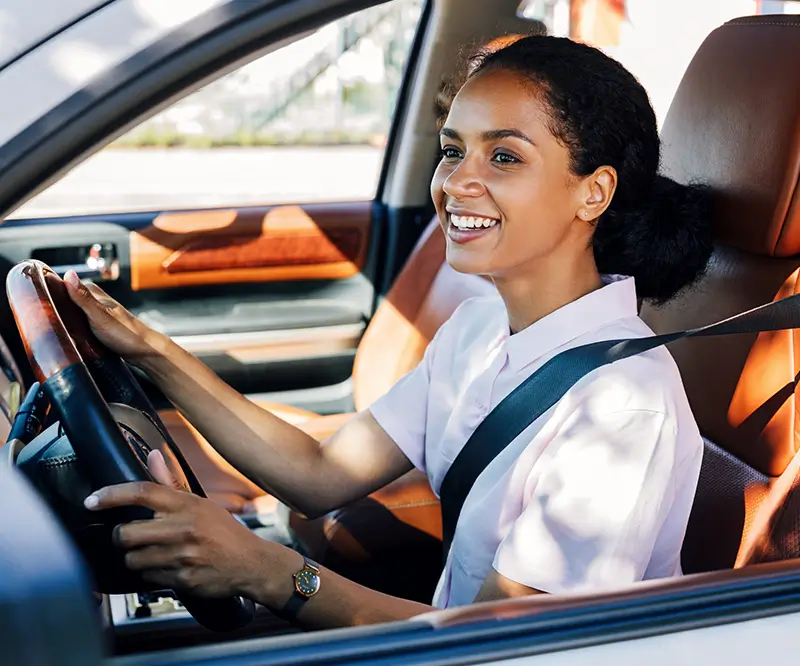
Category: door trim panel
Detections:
[
  {"x1": 129, "y1": 202, "x2": 372, "y2": 290},
  {"x1": 173, "y1": 322, "x2": 363, "y2": 364}
]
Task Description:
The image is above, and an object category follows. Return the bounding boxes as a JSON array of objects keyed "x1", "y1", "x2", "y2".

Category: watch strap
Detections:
[{"x1": 282, "y1": 590, "x2": 308, "y2": 618}]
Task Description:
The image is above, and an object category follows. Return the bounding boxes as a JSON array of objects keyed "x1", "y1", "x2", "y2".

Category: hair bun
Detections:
[{"x1": 594, "y1": 176, "x2": 714, "y2": 304}]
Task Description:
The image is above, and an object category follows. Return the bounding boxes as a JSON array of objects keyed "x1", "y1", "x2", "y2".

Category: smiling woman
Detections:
[
  {"x1": 433, "y1": 37, "x2": 712, "y2": 308},
  {"x1": 374, "y1": 35, "x2": 715, "y2": 608},
  {"x1": 64, "y1": 33, "x2": 713, "y2": 629},
  {"x1": 6, "y1": 4, "x2": 800, "y2": 662}
]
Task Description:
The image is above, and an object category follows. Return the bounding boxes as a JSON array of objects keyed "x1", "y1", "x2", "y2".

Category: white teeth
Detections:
[{"x1": 450, "y1": 215, "x2": 499, "y2": 230}]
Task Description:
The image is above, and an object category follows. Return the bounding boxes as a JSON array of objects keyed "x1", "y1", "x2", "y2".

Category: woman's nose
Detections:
[{"x1": 442, "y1": 160, "x2": 485, "y2": 199}]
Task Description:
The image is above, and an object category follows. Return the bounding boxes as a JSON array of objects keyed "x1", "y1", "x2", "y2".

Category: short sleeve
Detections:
[
  {"x1": 368, "y1": 327, "x2": 445, "y2": 473},
  {"x1": 493, "y1": 408, "x2": 678, "y2": 594}
]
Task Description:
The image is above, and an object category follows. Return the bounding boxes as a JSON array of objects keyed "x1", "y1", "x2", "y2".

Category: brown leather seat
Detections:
[{"x1": 641, "y1": 14, "x2": 800, "y2": 574}]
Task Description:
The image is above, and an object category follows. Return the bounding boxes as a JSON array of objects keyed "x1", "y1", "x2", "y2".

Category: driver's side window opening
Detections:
[{"x1": 10, "y1": 0, "x2": 423, "y2": 220}]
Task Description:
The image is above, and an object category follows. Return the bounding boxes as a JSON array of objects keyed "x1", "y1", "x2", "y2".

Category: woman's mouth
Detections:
[{"x1": 447, "y1": 214, "x2": 500, "y2": 243}]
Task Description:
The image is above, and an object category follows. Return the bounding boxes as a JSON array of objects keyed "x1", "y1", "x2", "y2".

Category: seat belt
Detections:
[{"x1": 439, "y1": 292, "x2": 800, "y2": 562}]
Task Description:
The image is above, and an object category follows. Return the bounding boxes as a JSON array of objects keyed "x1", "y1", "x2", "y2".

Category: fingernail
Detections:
[
  {"x1": 84, "y1": 494, "x2": 100, "y2": 510},
  {"x1": 64, "y1": 270, "x2": 79, "y2": 288}
]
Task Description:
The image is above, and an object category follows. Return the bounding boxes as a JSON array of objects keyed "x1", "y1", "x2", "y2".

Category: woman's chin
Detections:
[{"x1": 444, "y1": 249, "x2": 494, "y2": 276}]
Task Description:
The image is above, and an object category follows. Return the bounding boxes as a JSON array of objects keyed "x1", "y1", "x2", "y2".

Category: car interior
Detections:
[{"x1": 2, "y1": 0, "x2": 800, "y2": 663}]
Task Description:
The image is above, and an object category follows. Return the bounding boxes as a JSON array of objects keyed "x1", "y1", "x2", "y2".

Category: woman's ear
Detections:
[{"x1": 576, "y1": 166, "x2": 617, "y2": 222}]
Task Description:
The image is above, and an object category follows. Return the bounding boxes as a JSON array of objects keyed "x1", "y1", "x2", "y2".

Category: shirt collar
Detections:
[{"x1": 502, "y1": 275, "x2": 639, "y2": 371}]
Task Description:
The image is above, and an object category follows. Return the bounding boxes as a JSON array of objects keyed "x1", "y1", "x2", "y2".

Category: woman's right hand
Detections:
[{"x1": 64, "y1": 270, "x2": 167, "y2": 366}]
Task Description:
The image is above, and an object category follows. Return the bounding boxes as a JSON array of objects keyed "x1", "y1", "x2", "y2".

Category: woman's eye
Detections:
[
  {"x1": 440, "y1": 146, "x2": 463, "y2": 160},
  {"x1": 492, "y1": 151, "x2": 520, "y2": 165}
]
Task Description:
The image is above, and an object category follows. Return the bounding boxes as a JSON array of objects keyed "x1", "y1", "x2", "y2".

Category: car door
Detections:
[{"x1": 0, "y1": 0, "x2": 431, "y2": 414}]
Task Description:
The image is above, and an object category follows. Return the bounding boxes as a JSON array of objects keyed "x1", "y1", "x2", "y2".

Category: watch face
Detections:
[{"x1": 295, "y1": 569, "x2": 320, "y2": 597}]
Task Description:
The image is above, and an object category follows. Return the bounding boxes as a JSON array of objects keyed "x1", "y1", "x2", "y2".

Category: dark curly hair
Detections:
[{"x1": 459, "y1": 35, "x2": 713, "y2": 304}]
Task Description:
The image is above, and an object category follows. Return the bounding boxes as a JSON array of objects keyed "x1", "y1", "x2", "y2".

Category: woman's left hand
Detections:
[{"x1": 84, "y1": 450, "x2": 268, "y2": 598}]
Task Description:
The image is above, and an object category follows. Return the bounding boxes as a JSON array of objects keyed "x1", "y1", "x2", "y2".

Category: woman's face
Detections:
[{"x1": 431, "y1": 68, "x2": 594, "y2": 278}]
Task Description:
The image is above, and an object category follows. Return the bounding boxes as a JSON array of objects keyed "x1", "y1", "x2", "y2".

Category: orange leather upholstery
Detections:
[
  {"x1": 640, "y1": 15, "x2": 800, "y2": 574},
  {"x1": 130, "y1": 203, "x2": 371, "y2": 290}
]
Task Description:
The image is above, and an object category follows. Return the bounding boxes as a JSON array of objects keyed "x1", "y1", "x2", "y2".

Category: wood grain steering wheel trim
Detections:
[{"x1": 6, "y1": 260, "x2": 103, "y2": 381}]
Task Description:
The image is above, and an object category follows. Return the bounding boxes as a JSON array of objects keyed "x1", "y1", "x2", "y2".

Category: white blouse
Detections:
[{"x1": 369, "y1": 276, "x2": 703, "y2": 608}]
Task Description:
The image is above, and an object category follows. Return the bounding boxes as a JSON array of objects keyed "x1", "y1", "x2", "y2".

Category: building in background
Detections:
[{"x1": 120, "y1": 0, "x2": 423, "y2": 148}]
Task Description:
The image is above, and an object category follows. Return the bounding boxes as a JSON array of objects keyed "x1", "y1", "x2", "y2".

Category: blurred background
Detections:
[{"x1": 11, "y1": 0, "x2": 800, "y2": 220}]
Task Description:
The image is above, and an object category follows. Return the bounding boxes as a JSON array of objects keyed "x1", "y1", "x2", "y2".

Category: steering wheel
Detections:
[{"x1": 6, "y1": 260, "x2": 255, "y2": 632}]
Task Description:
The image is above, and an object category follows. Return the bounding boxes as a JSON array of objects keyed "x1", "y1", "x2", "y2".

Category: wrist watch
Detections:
[{"x1": 282, "y1": 556, "x2": 321, "y2": 618}]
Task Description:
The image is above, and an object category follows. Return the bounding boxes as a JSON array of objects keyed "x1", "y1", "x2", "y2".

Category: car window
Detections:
[{"x1": 11, "y1": 0, "x2": 423, "y2": 219}]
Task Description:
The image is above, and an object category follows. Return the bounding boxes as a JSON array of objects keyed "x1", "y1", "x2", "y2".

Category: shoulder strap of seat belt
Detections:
[{"x1": 439, "y1": 292, "x2": 800, "y2": 563}]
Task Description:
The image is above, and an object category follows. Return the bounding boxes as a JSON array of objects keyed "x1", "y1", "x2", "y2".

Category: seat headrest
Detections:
[{"x1": 660, "y1": 15, "x2": 800, "y2": 257}]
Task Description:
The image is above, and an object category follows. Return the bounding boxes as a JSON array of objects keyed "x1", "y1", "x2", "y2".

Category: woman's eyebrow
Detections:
[
  {"x1": 439, "y1": 127, "x2": 535, "y2": 146},
  {"x1": 482, "y1": 128, "x2": 536, "y2": 145}
]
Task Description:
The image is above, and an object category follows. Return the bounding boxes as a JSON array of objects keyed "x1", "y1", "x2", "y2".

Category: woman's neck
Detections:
[{"x1": 493, "y1": 254, "x2": 603, "y2": 335}]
